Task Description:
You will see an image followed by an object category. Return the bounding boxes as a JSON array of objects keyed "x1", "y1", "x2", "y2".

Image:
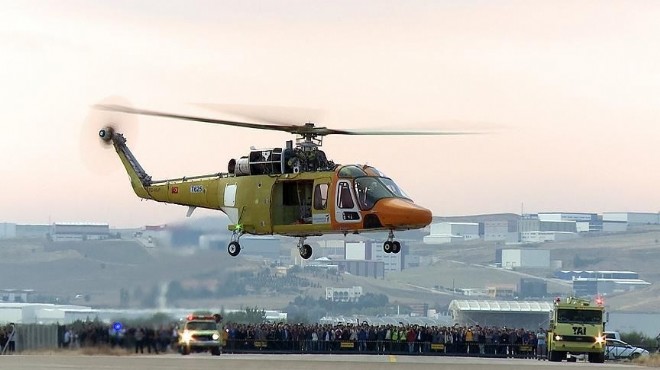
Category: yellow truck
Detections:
[{"x1": 547, "y1": 297, "x2": 606, "y2": 363}]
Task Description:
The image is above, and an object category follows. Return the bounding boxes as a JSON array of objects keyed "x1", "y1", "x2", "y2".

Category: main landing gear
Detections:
[
  {"x1": 383, "y1": 230, "x2": 401, "y2": 254},
  {"x1": 297, "y1": 237, "x2": 313, "y2": 260},
  {"x1": 227, "y1": 230, "x2": 243, "y2": 257},
  {"x1": 226, "y1": 231, "x2": 313, "y2": 260}
]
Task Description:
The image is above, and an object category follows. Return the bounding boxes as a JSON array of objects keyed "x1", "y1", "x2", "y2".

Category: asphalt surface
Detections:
[{"x1": 0, "y1": 354, "x2": 642, "y2": 370}]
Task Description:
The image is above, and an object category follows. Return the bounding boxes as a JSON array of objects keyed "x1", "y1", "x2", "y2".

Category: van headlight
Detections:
[
  {"x1": 554, "y1": 335, "x2": 563, "y2": 341},
  {"x1": 212, "y1": 333, "x2": 220, "y2": 340},
  {"x1": 595, "y1": 335, "x2": 606, "y2": 344},
  {"x1": 182, "y1": 331, "x2": 193, "y2": 343}
]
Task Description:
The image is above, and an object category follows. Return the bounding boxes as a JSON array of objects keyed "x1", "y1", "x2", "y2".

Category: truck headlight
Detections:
[
  {"x1": 554, "y1": 335, "x2": 563, "y2": 341},
  {"x1": 212, "y1": 333, "x2": 220, "y2": 340},
  {"x1": 595, "y1": 335, "x2": 606, "y2": 344},
  {"x1": 182, "y1": 331, "x2": 193, "y2": 343}
]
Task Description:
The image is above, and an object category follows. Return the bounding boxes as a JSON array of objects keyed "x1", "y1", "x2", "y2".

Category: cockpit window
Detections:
[
  {"x1": 363, "y1": 166, "x2": 387, "y2": 177},
  {"x1": 379, "y1": 177, "x2": 410, "y2": 199},
  {"x1": 338, "y1": 165, "x2": 367, "y2": 178},
  {"x1": 354, "y1": 177, "x2": 412, "y2": 210}
]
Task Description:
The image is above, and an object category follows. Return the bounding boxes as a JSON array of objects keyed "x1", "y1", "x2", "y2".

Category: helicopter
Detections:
[{"x1": 94, "y1": 104, "x2": 463, "y2": 260}]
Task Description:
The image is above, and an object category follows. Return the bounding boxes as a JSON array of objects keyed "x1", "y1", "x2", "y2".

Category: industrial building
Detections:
[
  {"x1": 519, "y1": 278, "x2": 548, "y2": 299},
  {"x1": 519, "y1": 231, "x2": 579, "y2": 243},
  {"x1": 554, "y1": 270, "x2": 651, "y2": 296},
  {"x1": 602, "y1": 221, "x2": 628, "y2": 233},
  {"x1": 603, "y1": 212, "x2": 660, "y2": 225},
  {"x1": 573, "y1": 278, "x2": 651, "y2": 296},
  {"x1": 518, "y1": 215, "x2": 579, "y2": 242},
  {"x1": 448, "y1": 300, "x2": 552, "y2": 328},
  {"x1": 0, "y1": 303, "x2": 95, "y2": 324},
  {"x1": 499, "y1": 249, "x2": 550, "y2": 269},
  {"x1": 325, "y1": 286, "x2": 363, "y2": 302},
  {"x1": 51, "y1": 222, "x2": 110, "y2": 241},
  {"x1": 483, "y1": 220, "x2": 519, "y2": 243},
  {"x1": 336, "y1": 259, "x2": 385, "y2": 279},
  {"x1": 0, "y1": 289, "x2": 34, "y2": 303},
  {"x1": 423, "y1": 222, "x2": 480, "y2": 244},
  {"x1": 16, "y1": 224, "x2": 50, "y2": 239},
  {"x1": 537, "y1": 213, "x2": 602, "y2": 232},
  {"x1": 0, "y1": 223, "x2": 17, "y2": 239},
  {"x1": 1, "y1": 223, "x2": 51, "y2": 239}
]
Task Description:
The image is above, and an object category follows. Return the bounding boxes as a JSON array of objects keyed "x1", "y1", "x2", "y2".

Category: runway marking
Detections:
[{"x1": 388, "y1": 355, "x2": 397, "y2": 363}]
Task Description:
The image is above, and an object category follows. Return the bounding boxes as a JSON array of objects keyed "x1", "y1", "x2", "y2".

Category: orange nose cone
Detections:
[{"x1": 373, "y1": 198, "x2": 433, "y2": 229}]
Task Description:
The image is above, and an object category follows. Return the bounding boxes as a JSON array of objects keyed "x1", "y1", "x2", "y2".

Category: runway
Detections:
[{"x1": 0, "y1": 354, "x2": 642, "y2": 370}]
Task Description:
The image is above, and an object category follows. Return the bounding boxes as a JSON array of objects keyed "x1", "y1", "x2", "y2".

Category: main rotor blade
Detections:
[
  {"x1": 198, "y1": 103, "x2": 325, "y2": 127},
  {"x1": 94, "y1": 104, "x2": 304, "y2": 134},
  {"x1": 334, "y1": 129, "x2": 478, "y2": 136},
  {"x1": 94, "y1": 104, "x2": 480, "y2": 137}
]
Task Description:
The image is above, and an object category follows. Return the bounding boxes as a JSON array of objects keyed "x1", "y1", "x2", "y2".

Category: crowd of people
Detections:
[
  {"x1": 0, "y1": 323, "x2": 16, "y2": 354},
  {"x1": 56, "y1": 321, "x2": 549, "y2": 358}
]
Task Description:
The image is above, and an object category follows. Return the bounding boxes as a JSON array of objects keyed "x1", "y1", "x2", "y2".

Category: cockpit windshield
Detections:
[
  {"x1": 337, "y1": 165, "x2": 411, "y2": 210},
  {"x1": 354, "y1": 177, "x2": 411, "y2": 210},
  {"x1": 379, "y1": 177, "x2": 410, "y2": 199},
  {"x1": 338, "y1": 165, "x2": 367, "y2": 178}
]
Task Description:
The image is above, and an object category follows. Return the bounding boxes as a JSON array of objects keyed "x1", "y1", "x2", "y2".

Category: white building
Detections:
[
  {"x1": 602, "y1": 221, "x2": 628, "y2": 233},
  {"x1": 424, "y1": 222, "x2": 479, "y2": 244},
  {"x1": 51, "y1": 222, "x2": 110, "y2": 241},
  {"x1": 483, "y1": 221, "x2": 519, "y2": 243},
  {"x1": 538, "y1": 213, "x2": 601, "y2": 232},
  {"x1": 603, "y1": 212, "x2": 660, "y2": 225},
  {"x1": 370, "y1": 243, "x2": 403, "y2": 273},
  {"x1": 0, "y1": 303, "x2": 95, "y2": 324},
  {"x1": 345, "y1": 241, "x2": 367, "y2": 260},
  {"x1": 314, "y1": 240, "x2": 347, "y2": 259},
  {"x1": 501, "y1": 249, "x2": 550, "y2": 269},
  {"x1": 0, "y1": 223, "x2": 17, "y2": 239},
  {"x1": 520, "y1": 231, "x2": 579, "y2": 243},
  {"x1": 325, "y1": 286, "x2": 363, "y2": 302}
]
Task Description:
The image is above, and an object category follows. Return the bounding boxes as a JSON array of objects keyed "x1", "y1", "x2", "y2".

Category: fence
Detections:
[{"x1": 12, "y1": 324, "x2": 58, "y2": 352}]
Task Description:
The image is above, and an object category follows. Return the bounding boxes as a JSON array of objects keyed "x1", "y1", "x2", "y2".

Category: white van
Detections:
[{"x1": 604, "y1": 331, "x2": 621, "y2": 341}]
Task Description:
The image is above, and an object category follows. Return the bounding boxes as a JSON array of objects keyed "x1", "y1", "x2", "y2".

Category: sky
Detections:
[{"x1": 1, "y1": 0, "x2": 659, "y2": 228}]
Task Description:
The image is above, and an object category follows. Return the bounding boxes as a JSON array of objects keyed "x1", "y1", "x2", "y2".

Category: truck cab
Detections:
[
  {"x1": 178, "y1": 314, "x2": 223, "y2": 356},
  {"x1": 547, "y1": 297, "x2": 606, "y2": 363}
]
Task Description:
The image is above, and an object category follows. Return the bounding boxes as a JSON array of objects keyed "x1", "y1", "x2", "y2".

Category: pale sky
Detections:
[{"x1": 1, "y1": 0, "x2": 659, "y2": 228}]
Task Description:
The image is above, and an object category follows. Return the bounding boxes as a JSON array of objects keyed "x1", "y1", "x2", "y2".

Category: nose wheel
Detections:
[
  {"x1": 298, "y1": 237, "x2": 313, "y2": 259},
  {"x1": 383, "y1": 231, "x2": 401, "y2": 254},
  {"x1": 227, "y1": 230, "x2": 243, "y2": 257}
]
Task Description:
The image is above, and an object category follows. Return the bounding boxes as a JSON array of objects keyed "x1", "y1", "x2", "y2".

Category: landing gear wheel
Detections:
[
  {"x1": 228, "y1": 241, "x2": 241, "y2": 257},
  {"x1": 392, "y1": 241, "x2": 401, "y2": 254},
  {"x1": 300, "y1": 244, "x2": 313, "y2": 259},
  {"x1": 383, "y1": 241, "x2": 393, "y2": 253}
]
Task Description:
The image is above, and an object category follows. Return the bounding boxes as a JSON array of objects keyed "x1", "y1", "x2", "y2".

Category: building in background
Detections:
[
  {"x1": 554, "y1": 270, "x2": 651, "y2": 296},
  {"x1": 518, "y1": 215, "x2": 579, "y2": 242},
  {"x1": 449, "y1": 300, "x2": 552, "y2": 328},
  {"x1": 603, "y1": 212, "x2": 660, "y2": 226},
  {"x1": 538, "y1": 213, "x2": 602, "y2": 232},
  {"x1": 0, "y1": 223, "x2": 17, "y2": 239},
  {"x1": 499, "y1": 248, "x2": 550, "y2": 269},
  {"x1": 483, "y1": 220, "x2": 519, "y2": 243},
  {"x1": 325, "y1": 286, "x2": 363, "y2": 302},
  {"x1": 519, "y1": 278, "x2": 548, "y2": 299},
  {"x1": 15, "y1": 224, "x2": 50, "y2": 239},
  {"x1": 51, "y1": 223, "x2": 110, "y2": 241},
  {"x1": 0, "y1": 289, "x2": 34, "y2": 303},
  {"x1": 424, "y1": 222, "x2": 479, "y2": 244}
]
